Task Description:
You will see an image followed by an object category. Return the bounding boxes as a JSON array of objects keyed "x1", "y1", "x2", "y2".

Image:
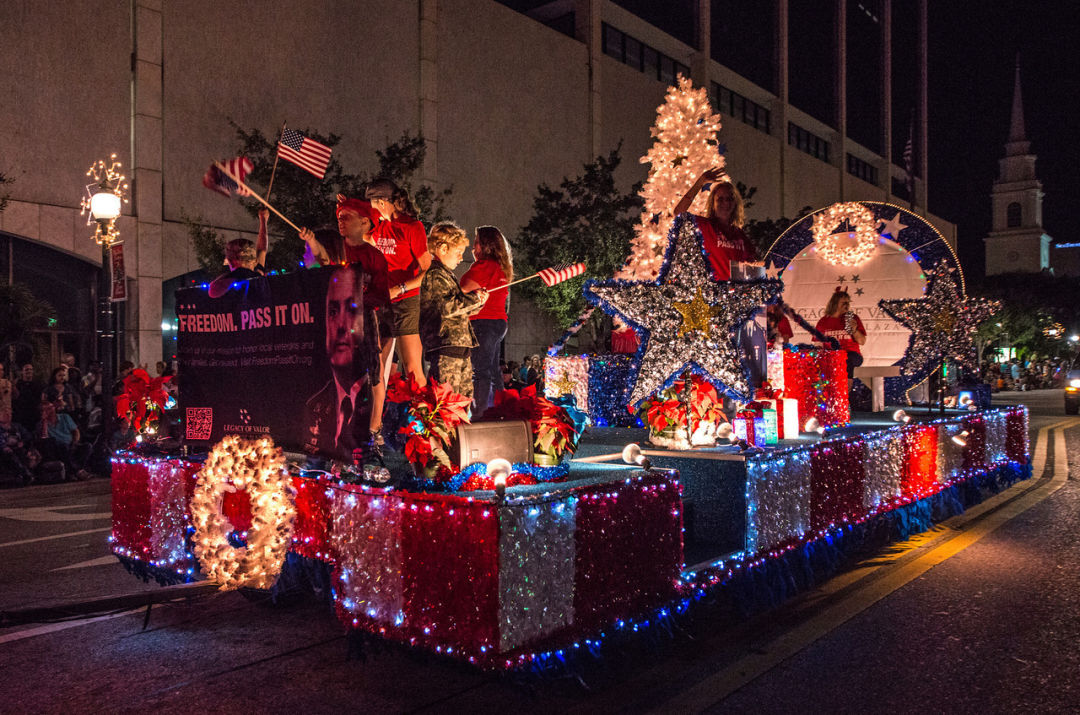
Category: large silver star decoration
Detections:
[
  {"x1": 585, "y1": 216, "x2": 782, "y2": 404},
  {"x1": 879, "y1": 261, "x2": 999, "y2": 375}
]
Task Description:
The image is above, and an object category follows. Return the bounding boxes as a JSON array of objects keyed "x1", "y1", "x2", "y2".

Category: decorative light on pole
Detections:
[
  {"x1": 79, "y1": 154, "x2": 128, "y2": 402},
  {"x1": 80, "y1": 154, "x2": 128, "y2": 246}
]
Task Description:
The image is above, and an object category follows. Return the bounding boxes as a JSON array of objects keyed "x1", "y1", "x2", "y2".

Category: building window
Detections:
[
  {"x1": 1007, "y1": 202, "x2": 1022, "y2": 228},
  {"x1": 846, "y1": 153, "x2": 879, "y2": 186},
  {"x1": 789, "y1": 122, "x2": 830, "y2": 163},
  {"x1": 601, "y1": 23, "x2": 690, "y2": 84},
  {"x1": 709, "y1": 82, "x2": 771, "y2": 135}
]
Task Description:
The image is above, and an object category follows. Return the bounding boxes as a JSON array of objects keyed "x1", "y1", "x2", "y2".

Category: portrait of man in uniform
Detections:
[{"x1": 302, "y1": 265, "x2": 372, "y2": 460}]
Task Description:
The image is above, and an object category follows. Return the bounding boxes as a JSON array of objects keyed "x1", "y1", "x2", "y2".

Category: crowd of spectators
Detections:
[
  {"x1": 981, "y1": 358, "x2": 1067, "y2": 392},
  {"x1": 0, "y1": 354, "x2": 168, "y2": 487}
]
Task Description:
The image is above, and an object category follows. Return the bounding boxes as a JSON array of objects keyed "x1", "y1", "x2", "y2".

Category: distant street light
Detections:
[{"x1": 80, "y1": 154, "x2": 128, "y2": 396}]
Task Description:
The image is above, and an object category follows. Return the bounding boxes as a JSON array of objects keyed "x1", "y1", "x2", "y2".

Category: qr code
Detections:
[{"x1": 186, "y1": 408, "x2": 213, "y2": 440}]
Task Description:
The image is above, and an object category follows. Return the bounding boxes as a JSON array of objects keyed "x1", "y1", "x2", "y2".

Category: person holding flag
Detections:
[
  {"x1": 363, "y1": 178, "x2": 432, "y2": 392},
  {"x1": 459, "y1": 226, "x2": 513, "y2": 417}
]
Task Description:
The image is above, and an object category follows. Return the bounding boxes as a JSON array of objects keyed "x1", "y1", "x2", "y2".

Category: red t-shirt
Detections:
[
  {"x1": 814, "y1": 314, "x2": 867, "y2": 354},
  {"x1": 460, "y1": 259, "x2": 508, "y2": 321},
  {"x1": 693, "y1": 215, "x2": 756, "y2": 281},
  {"x1": 372, "y1": 216, "x2": 428, "y2": 302},
  {"x1": 342, "y1": 240, "x2": 391, "y2": 312}
]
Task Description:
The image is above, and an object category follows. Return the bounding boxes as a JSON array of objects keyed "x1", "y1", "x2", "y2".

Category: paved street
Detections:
[{"x1": 1, "y1": 390, "x2": 1076, "y2": 713}]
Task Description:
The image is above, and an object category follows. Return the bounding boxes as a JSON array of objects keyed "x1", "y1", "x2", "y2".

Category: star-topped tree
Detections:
[
  {"x1": 586, "y1": 215, "x2": 782, "y2": 404},
  {"x1": 879, "y1": 261, "x2": 1000, "y2": 375},
  {"x1": 616, "y1": 76, "x2": 723, "y2": 282}
]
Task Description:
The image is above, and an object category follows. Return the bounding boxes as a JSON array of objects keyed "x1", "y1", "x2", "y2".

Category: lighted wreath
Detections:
[
  {"x1": 191, "y1": 435, "x2": 295, "y2": 591},
  {"x1": 811, "y1": 202, "x2": 879, "y2": 266}
]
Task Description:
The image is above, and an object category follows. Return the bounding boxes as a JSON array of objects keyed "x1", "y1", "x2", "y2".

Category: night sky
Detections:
[{"x1": 928, "y1": 2, "x2": 1080, "y2": 280}]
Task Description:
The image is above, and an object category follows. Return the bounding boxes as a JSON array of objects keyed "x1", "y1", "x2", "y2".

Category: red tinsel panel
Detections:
[
  {"x1": 962, "y1": 414, "x2": 987, "y2": 472},
  {"x1": 111, "y1": 459, "x2": 154, "y2": 558},
  {"x1": 291, "y1": 477, "x2": 331, "y2": 560},
  {"x1": 1006, "y1": 408, "x2": 1029, "y2": 464},
  {"x1": 782, "y1": 348, "x2": 850, "y2": 428},
  {"x1": 901, "y1": 425, "x2": 939, "y2": 498},
  {"x1": 809, "y1": 440, "x2": 866, "y2": 533},
  {"x1": 401, "y1": 494, "x2": 499, "y2": 653},
  {"x1": 572, "y1": 472, "x2": 682, "y2": 631}
]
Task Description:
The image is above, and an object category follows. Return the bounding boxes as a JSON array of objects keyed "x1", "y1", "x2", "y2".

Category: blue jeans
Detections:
[{"x1": 471, "y1": 319, "x2": 507, "y2": 417}]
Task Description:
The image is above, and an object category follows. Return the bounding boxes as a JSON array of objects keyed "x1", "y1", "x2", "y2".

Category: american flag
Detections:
[
  {"x1": 538, "y1": 262, "x2": 586, "y2": 287},
  {"x1": 203, "y1": 157, "x2": 253, "y2": 197},
  {"x1": 277, "y1": 129, "x2": 332, "y2": 179},
  {"x1": 903, "y1": 110, "x2": 915, "y2": 203}
]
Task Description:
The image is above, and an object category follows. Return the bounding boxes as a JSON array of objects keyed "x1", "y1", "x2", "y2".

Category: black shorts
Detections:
[{"x1": 390, "y1": 294, "x2": 420, "y2": 337}]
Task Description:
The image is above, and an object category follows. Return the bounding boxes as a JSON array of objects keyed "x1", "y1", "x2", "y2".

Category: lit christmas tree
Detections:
[{"x1": 616, "y1": 75, "x2": 724, "y2": 281}]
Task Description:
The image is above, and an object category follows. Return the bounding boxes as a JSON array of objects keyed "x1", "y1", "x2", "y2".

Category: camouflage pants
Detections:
[{"x1": 431, "y1": 354, "x2": 474, "y2": 399}]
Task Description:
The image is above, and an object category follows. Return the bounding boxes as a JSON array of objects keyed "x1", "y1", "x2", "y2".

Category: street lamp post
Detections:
[{"x1": 80, "y1": 154, "x2": 128, "y2": 402}]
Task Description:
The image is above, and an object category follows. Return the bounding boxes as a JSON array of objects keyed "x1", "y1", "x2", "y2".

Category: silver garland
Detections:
[
  {"x1": 879, "y1": 260, "x2": 999, "y2": 375},
  {"x1": 586, "y1": 216, "x2": 783, "y2": 403}
]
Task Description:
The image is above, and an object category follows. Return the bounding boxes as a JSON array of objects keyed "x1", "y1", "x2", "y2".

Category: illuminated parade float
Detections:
[{"x1": 110, "y1": 80, "x2": 1028, "y2": 672}]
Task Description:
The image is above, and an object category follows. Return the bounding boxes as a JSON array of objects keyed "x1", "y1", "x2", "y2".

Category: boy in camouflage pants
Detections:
[{"x1": 419, "y1": 222, "x2": 489, "y2": 400}]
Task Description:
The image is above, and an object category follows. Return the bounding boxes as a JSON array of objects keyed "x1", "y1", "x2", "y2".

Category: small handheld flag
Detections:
[
  {"x1": 277, "y1": 129, "x2": 332, "y2": 179},
  {"x1": 537, "y1": 262, "x2": 586, "y2": 287},
  {"x1": 488, "y1": 262, "x2": 587, "y2": 293},
  {"x1": 203, "y1": 157, "x2": 252, "y2": 197}
]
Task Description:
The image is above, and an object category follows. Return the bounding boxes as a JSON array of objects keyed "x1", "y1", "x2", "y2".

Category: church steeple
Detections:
[
  {"x1": 1006, "y1": 54, "x2": 1031, "y2": 156},
  {"x1": 984, "y1": 56, "x2": 1050, "y2": 276}
]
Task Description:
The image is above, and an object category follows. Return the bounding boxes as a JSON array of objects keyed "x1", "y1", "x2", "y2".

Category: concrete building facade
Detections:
[{"x1": 1, "y1": 0, "x2": 953, "y2": 369}]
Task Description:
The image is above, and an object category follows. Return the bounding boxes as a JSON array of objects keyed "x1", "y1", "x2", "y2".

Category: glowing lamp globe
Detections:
[{"x1": 89, "y1": 190, "x2": 122, "y2": 221}]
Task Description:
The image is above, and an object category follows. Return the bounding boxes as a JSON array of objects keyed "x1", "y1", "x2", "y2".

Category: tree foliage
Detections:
[
  {"x1": 973, "y1": 272, "x2": 1080, "y2": 360},
  {"x1": 515, "y1": 148, "x2": 643, "y2": 330},
  {"x1": 188, "y1": 127, "x2": 451, "y2": 274},
  {"x1": 0, "y1": 171, "x2": 13, "y2": 214},
  {"x1": 0, "y1": 283, "x2": 57, "y2": 374}
]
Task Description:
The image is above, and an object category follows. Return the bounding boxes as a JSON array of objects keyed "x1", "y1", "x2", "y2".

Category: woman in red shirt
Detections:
[
  {"x1": 364, "y1": 178, "x2": 432, "y2": 392},
  {"x1": 460, "y1": 226, "x2": 512, "y2": 417},
  {"x1": 814, "y1": 289, "x2": 867, "y2": 378},
  {"x1": 674, "y1": 168, "x2": 757, "y2": 280}
]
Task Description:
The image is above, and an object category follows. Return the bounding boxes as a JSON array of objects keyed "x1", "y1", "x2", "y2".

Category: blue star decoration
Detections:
[
  {"x1": 584, "y1": 215, "x2": 783, "y2": 404},
  {"x1": 878, "y1": 261, "x2": 999, "y2": 375}
]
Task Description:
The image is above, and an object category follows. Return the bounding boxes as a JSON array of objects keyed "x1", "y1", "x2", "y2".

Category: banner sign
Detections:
[
  {"x1": 176, "y1": 266, "x2": 376, "y2": 460},
  {"x1": 110, "y1": 243, "x2": 127, "y2": 302}
]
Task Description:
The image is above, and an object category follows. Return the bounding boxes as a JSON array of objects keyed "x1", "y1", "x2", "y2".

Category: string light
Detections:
[
  {"x1": 617, "y1": 76, "x2": 723, "y2": 282},
  {"x1": 811, "y1": 202, "x2": 880, "y2": 266},
  {"x1": 190, "y1": 435, "x2": 295, "y2": 590}
]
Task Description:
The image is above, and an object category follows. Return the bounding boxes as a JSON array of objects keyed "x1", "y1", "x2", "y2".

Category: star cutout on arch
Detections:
[
  {"x1": 878, "y1": 211, "x2": 908, "y2": 240},
  {"x1": 585, "y1": 216, "x2": 783, "y2": 404},
  {"x1": 878, "y1": 261, "x2": 999, "y2": 375}
]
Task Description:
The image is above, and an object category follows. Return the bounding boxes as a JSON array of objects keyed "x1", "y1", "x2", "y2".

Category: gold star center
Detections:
[
  {"x1": 933, "y1": 310, "x2": 956, "y2": 332},
  {"x1": 551, "y1": 371, "x2": 576, "y2": 397},
  {"x1": 673, "y1": 286, "x2": 717, "y2": 338}
]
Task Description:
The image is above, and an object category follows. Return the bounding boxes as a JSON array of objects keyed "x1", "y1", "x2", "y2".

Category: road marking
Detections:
[
  {"x1": 50, "y1": 556, "x2": 119, "y2": 572},
  {"x1": 0, "y1": 527, "x2": 111, "y2": 549},
  {"x1": 0, "y1": 506, "x2": 111, "y2": 522},
  {"x1": 0, "y1": 609, "x2": 144, "y2": 646},
  {"x1": 654, "y1": 418, "x2": 1077, "y2": 713}
]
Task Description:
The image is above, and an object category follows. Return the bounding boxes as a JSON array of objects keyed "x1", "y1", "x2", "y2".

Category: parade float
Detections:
[{"x1": 111, "y1": 79, "x2": 1027, "y2": 672}]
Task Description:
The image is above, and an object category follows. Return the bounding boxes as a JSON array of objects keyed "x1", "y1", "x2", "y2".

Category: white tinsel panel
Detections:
[
  {"x1": 863, "y1": 433, "x2": 903, "y2": 510},
  {"x1": 148, "y1": 461, "x2": 190, "y2": 566},
  {"x1": 330, "y1": 491, "x2": 404, "y2": 627},
  {"x1": 497, "y1": 497, "x2": 577, "y2": 652},
  {"x1": 746, "y1": 452, "x2": 812, "y2": 554},
  {"x1": 936, "y1": 423, "x2": 966, "y2": 482},
  {"x1": 985, "y1": 411, "x2": 1007, "y2": 464}
]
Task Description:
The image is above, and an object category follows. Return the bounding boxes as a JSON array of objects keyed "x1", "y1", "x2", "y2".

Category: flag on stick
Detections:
[
  {"x1": 488, "y1": 262, "x2": 587, "y2": 293},
  {"x1": 538, "y1": 262, "x2": 586, "y2": 287},
  {"x1": 277, "y1": 129, "x2": 332, "y2": 179},
  {"x1": 203, "y1": 157, "x2": 253, "y2": 197}
]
